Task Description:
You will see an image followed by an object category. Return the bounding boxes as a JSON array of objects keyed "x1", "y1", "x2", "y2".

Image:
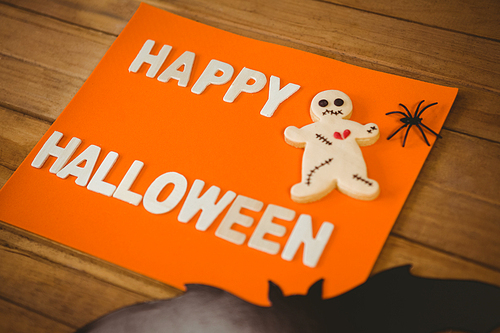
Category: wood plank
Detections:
[
  {"x1": 420, "y1": 131, "x2": 499, "y2": 204},
  {"x1": 0, "y1": 165, "x2": 13, "y2": 189},
  {"x1": 445, "y1": 87, "x2": 500, "y2": 142},
  {"x1": 0, "y1": 242, "x2": 147, "y2": 328},
  {"x1": 324, "y1": 0, "x2": 500, "y2": 40},
  {"x1": 0, "y1": 224, "x2": 180, "y2": 328},
  {"x1": 4, "y1": 0, "x2": 500, "y2": 93},
  {"x1": 393, "y1": 181, "x2": 500, "y2": 269},
  {"x1": 374, "y1": 235, "x2": 500, "y2": 287},
  {"x1": 2, "y1": 0, "x2": 138, "y2": 36},
  {"x1": 0, "y1": 55, "x2": 84, "y2": 122},
  {"x1": 0, "y1": 106, "x2": 50, "y2": 170},
  {"x1": 8, "y1": 0, "x2": 500, "y2": 42},
  {"x1": 0, "y1": 3, "x2": 114, "y2": 80},
  {"x1": 0, "y1": 297, "x2": 72, "y2": 333},
  {"x1": 391, "y1": 131, "x2": 500, "y2": 268},
  {"x1": 0, "y1": 222, "x2": 182, "y2": 300}
]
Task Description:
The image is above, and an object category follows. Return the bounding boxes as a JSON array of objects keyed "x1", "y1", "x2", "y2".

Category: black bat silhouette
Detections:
[{"x1": 76, "y1": 265, "x2": 500, "y2": 333}]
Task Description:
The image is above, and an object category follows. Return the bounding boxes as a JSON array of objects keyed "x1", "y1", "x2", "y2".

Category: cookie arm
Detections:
[
  {"x1": 355, "y1": 123, "x2": 380, "y2": 146},
  {"x1": 284, "y1": 126, "x2": 307, "y2": 148}
]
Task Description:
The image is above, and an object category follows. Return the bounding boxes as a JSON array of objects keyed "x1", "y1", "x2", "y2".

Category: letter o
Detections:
[{"x1": 143, "y1": 172, "x2": 188, "y2": 214}]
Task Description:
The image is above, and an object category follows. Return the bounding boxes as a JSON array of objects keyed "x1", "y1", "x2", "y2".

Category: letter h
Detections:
[
  {"x1": 128, "y1": 40, "x2": 172, "y2": 78},
  {"x1": 31, "y1": 131, "x2": 81, "y2": 173}
]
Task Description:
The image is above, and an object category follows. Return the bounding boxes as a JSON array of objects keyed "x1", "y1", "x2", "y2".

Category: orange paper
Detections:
[{"x1": 0, "y1": 4, "x2": 457, "y2": 305}]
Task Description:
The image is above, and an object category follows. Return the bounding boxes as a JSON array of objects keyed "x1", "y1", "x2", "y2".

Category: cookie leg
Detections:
[
  {"x1": 291, "y1": 158, "x2": 336, "y2": 203},
  {"x1": 337, "y1": 173, "x2": 379, "y2": 200}
]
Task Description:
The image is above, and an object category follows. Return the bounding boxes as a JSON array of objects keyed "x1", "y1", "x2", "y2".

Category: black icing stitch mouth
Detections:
[{"x1": 322, "y1": 109, "x2": 343, "y2": 116}]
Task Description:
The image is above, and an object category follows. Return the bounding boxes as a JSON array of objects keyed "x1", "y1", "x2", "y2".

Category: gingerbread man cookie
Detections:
[{"x1": 285, "y1": 90, "x2": 380, "y2": 203}]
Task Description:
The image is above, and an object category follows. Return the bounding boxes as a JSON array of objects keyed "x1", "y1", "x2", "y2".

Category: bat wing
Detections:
[
  {"x1": 75, "y1": 284, "x2": 308, "y2": 333},
  {"x1": 75, "y1": 267, "x2": 500, "y2": 333},
  {"x1": 325, "y1": 265, "x2": 500, "y2": 333}
]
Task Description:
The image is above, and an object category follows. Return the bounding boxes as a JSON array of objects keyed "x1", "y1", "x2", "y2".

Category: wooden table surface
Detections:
[{"x1": 0, "y1": 0, "x2": 499, "y2": 332}]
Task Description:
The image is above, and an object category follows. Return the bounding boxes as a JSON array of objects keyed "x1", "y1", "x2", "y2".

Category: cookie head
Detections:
[{"x1": 310, "y1": 90, "x2": 353, "y2": 122}]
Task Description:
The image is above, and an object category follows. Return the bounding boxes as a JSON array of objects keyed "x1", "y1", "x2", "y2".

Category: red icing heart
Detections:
[{"x1": 333, "y1": 130, "x2": 351, "y2": 140}]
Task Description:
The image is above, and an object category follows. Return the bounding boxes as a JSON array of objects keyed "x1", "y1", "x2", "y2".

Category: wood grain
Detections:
[
  {"x1": 0, "y1": 166, "x2": 13, "y2": 188},
  {"x1": 0, "y1": 297, "x2": 72, "y2": 333},
  {"x1": 2, "y1": 0, "x2": 138, "y2": 35},
  {"x1": 0, "y1": 3, "x2": 113, "y2": 80},
  {"x1": 392, "y1": 132, "x2": 500, "y2": 268},
  {"x1": 324, "y1": 0, "x2": 500, "y2": 40},
  {"x1": 445, "y1": 88, "x2": 500, "y2": 142},
  {"x1": 0, "y1": 106, "x2": 50, "y2": 170},
  {"x1": 374, "y1": 235, "x2": 500, "y2": 287},
  {"x1": 0, "y1": 55, "x2": 84, "y2": 122},
  {"x1": 0, "y1": 223, "x2": 180, "y2": 328},
  {"x1": 0, "y1": 222, "x2": 182, "y2": 300}
]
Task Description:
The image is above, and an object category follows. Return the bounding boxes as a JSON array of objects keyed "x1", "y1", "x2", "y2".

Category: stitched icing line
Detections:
[
  {"x1": 367, "y1": 125, "x2": 378, "y2": 133},
  {"x1": 322, "y1": 109, "x2": 343, "y2": 116},
  {"x1": 353, "y1": 174, "x2": 373, "y2": 186},
  {"x1": 306, "y1": 158, "x2": 334, "y2": 185},
  {"x1": 316, "y1": 133, "x2": 332, "y2": 145}
]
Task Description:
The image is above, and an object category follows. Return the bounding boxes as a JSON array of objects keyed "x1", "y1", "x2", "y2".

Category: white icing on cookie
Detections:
[{"x1": 284, "y1": 90, "x2": 380, "y2": 203}]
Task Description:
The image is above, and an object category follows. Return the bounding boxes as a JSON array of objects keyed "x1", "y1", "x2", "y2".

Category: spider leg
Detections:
[
  {"x1": 399, "y1": 103, "x2": 413, "y2": 118},
  {"x1": 415, "y1": 123, "x2": 430, "y2": 146},
  {"x1": 402, "y1": 124, "x2": 413, "y2": 147},
  {"x1": 386, "y1": 111, "x2": 408, "y2": 117},
  {"x1": 414, "y1": 100, "x2": 425, "y2": 118},
  {"x1": 387, "y1": 123, "x2": 408, "y2": 140},
  {"x1": 420, "y1": 122, "x2": 443, "y2": 138},
  {"x1": 417, "y1": 102, "x2": 438, "y2": 118}
]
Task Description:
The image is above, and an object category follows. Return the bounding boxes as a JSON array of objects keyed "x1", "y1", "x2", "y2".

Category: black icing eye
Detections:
[
  {"x1": 334, "y1": 98, "x2": 344, "y2": 106},
  {"x1": 318, "y1": 99, "x2": 328, "y2": 107}
]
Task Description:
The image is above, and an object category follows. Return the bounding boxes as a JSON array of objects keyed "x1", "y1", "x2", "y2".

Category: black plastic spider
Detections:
[{"x1": 386, "y1": 100, "x2": 442, "y2": 147}]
